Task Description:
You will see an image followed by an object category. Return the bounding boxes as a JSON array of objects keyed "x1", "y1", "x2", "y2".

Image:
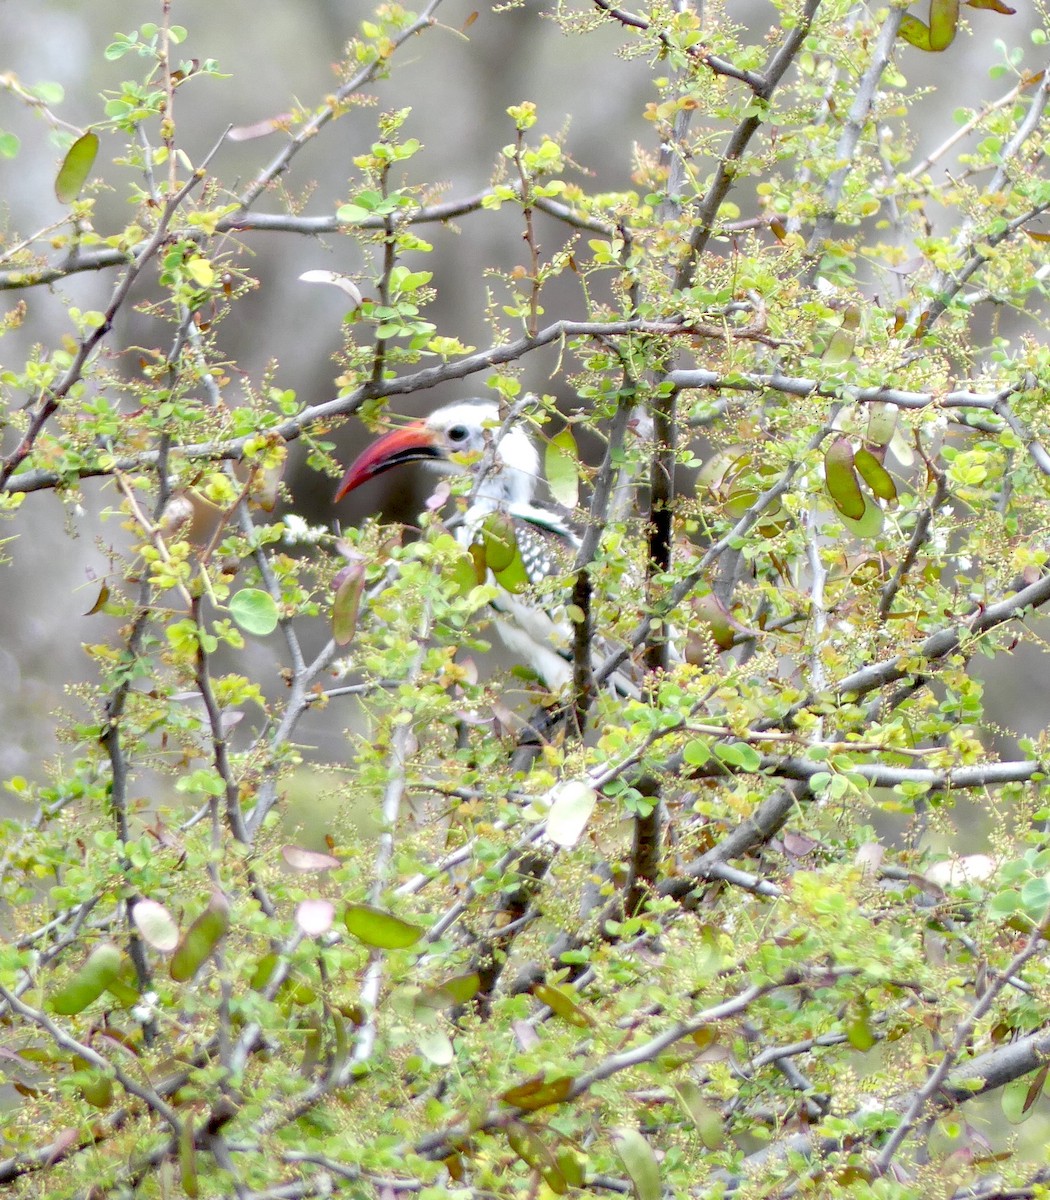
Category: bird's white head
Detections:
[{"x1": 334, "y1": 400, "x2": 540, "y2": 508}]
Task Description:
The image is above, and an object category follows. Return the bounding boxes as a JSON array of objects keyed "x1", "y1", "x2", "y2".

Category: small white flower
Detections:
[
  {"x1": 283, "y1": 513, "x2": 326, "y2": 545},
  {"x1": 131, "y1": 991, "x2": 159, "y2": 1024}
]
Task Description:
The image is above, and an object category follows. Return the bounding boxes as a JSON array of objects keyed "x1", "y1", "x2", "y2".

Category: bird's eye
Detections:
[{"x1": 447, "y1": 425, "x2": 469, "y2": 444}]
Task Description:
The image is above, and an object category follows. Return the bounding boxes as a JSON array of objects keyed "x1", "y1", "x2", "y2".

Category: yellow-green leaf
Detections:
[
  {"x1": 546, "y1": 780, "x2": 597, "y2": 848},
  {"x1": 544, "y1": 428, "x2": 579, "y2": 508},
  {"x1": 899, "y1": 0, "x2": 959, "y2": 50},
  {"x1": 673, "y1": 1080, "x2": 724, "y2": 1149},
  {"x1": 332, "y1": 561, "x2": 365, "y2": 646},
  {"x1": 855, "y1": 447, "x2": 897, "y2": 502},
  {"x1": 479, "y1": 512, "x2": 530, "y2": 594},
  {"x1": 170, "y1": 890, "x2": 231, "y2": 982},
  {"x1": 501, "y1": 1074, "x2": 574, "y2": 1110},
  {"x1": 344, "y1": 903, "x2": 423, "y2": 950},
  {"x1": 613, "y1": 1127, "x2": 661, "y2": 1200},
  {"x1": 185, "y1": 257, "x2": 215, "y2": 287},
  {"x1": 824, "y1": 437, "x2": 865, "y2": 520},
  {"x1": 55, "y1": 131, "x2": 99, "y2": 203},
  {"x1": 821, "y1": 305, "x2": 859, "y2": 364},
  {"x1": 229, "y1": 588, "x2": 279, "y2": 636},
  {"x1": 534, "y1": 982, "x2": 594, "y2": 1027}
]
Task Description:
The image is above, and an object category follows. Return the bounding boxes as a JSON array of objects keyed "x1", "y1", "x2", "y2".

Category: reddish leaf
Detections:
[
  {"x1": 282, "y1": 844, "x2": 340, "y2": 872},
  {"x1": 228, "y1": 113, "x2": 294, "y2": 141},
  {"x1": 332, "y1": 559, "x2": 366, "y2": 646}
]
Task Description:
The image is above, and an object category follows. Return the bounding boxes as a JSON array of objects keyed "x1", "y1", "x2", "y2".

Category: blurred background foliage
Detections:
[{"x1": 2, "y1": 0, "x2": 1048, "y2": 793}]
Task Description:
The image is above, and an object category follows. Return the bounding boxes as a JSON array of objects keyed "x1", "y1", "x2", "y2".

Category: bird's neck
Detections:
[{"x1": 473, "y1": 466, "x2": 535, "y2": 510}]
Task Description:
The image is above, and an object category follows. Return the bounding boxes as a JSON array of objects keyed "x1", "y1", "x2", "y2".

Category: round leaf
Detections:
[
  {"x1": 417, "y1": 1028, "x2": 454, "y2": 1065},
  {"x1": 229, "y1": 588, "x2": 279, "y2": 636},
  {"x1": 296, "y1": 899, "x2": 335, "y2": 937}
]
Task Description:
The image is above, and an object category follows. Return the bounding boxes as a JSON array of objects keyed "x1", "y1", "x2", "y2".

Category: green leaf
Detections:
[
  {"x1": 507, "y1": 1123, "x2": 566, "y2": 1193},
  {"x1": 170, "y1": 890, "x2": 231, "y2": 982},
  {"x1": 32, "y1": 81, "x2": 64, "y2": 104},
  {"x1": 344, "y1": 903, "x2": 423, "y2": 949},
  {"x1": 0, "y1": 132, "x2": 20, "y2": 159},
  {"x1": 683, "y1": 738, "x2": 711, "y2": 767},
  {"x1": 501, "y1": 1074, "x2": 574, "y2": 1111},
  {"x1": 839, "y1": 493, "x2": 885, "y2": 538},
  {"x1": 336, "y1": 203, "x2": 372, "y2": 224},
  {"x1": 898, "y1": 0, "x2": 960, "y2": 50},
  {"x1": 1002, "y1": 1068, "x2": 1045, "y2": 1124},
  {"x1": 432, "y1": 972, "x2": 481, "y2": 1006},
  {"x1": 55, "y1": 131, "x2": 99, "y2": 203},
  {"x1": 821, "y1": 305, "x2": 859, "y2": 364},
  {"x1": 50, "y1": 943, "x2": 122, "y2": 1015},
  {"x1": 534, "y1": 982, "x2": 594, "y2": 1027},
  {"x1": 865, "y1": 402, "x2": 898, "y2": 449},
  {"x1": 417, "y1": 1028, "x2": 454, "y2": 1065},
  {"x1": 713, "y1": 742, "x2": 762, "y2": 772},
  {"x1": 613, "y1": 1127, "x2": 661, "y2": 1200},
  {"x1": 824, "y1": 437, "x2": 866, "y2": 520},
  {"x1": 73, "y1": 1059, "x2": 114, "y2": 1109},
  {"x1": 855, "y1": 447, "x2": 897, "y2": 502},
  {"x1": 846, "y1": 1003, "x2": 878, "y2": 1051},
  {"x1": 332, "y1": 561, "x2": 365, "y2": 646},
  {"x1": 544, "y1": 428, "x2": 580, "y2": 507},
  {"x1": 180, "y1": 1114, "x2": 199, "y2": 1197},
  {"x1": 672, "y1": 1080, "x2": 724, "y2": 1149},
  {"x1": 546, "y1": 780, "x2": 597, "y2": 848},
  {"x1": 479, "y1": 512, "x2": 530, "y2": 594},
  {"x1": 229, "y1": 588, "x2": 279, "y2": 636}
]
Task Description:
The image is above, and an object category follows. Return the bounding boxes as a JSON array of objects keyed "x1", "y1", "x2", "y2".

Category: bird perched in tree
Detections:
[{"x1": 334, "y1": 399, "x2": 592, "y2": 694}]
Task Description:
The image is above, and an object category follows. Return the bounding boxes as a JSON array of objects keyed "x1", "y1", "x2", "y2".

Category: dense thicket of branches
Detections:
[{"x1": 5, "y1": 1, "x2": 1050, "y2": 1197}]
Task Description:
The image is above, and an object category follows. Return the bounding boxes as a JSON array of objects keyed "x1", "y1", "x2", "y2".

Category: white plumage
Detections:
[{"x1": 335, "y1": 400, "x2": 587, "y2": 692}]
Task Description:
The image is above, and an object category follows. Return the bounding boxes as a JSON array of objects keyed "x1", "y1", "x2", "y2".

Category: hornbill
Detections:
[{"x1": 334, "y1": 399, "x2": 605, "y2": 694}]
